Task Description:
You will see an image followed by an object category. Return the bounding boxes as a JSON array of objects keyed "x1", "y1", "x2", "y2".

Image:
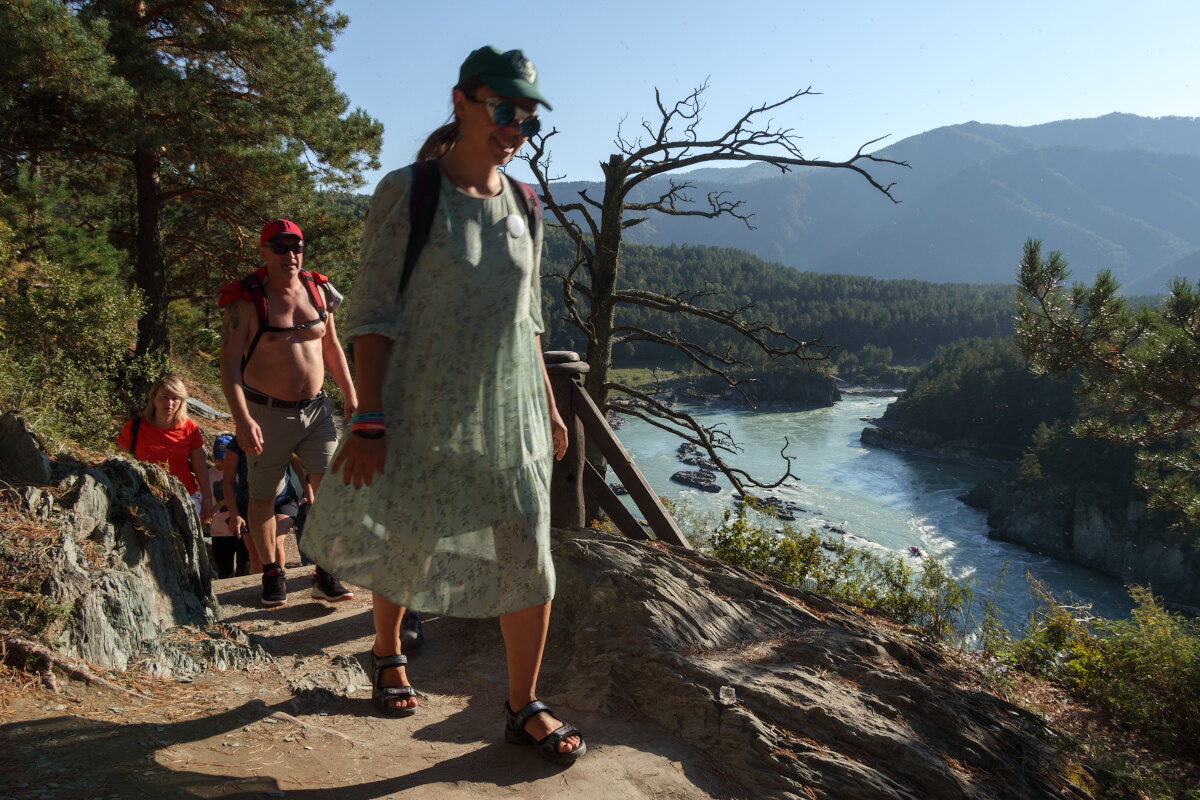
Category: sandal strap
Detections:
[
  {"x1": 538, "y1": 722, "x2": 582, "y2": 748},
  {"x1": 510, "y1": 699, "x2": 552, "y2": 730},
  {"x1": 371, "y1": 652, "x2": 407, "y2": 671},
  {"x1": 378, "y1": 685, "x2": 416, "y2": 700}
]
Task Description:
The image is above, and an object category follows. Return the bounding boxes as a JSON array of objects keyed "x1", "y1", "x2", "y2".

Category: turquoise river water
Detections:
[{"x1": 614, "y1": 392, "x2": 1135, "y2": 633}]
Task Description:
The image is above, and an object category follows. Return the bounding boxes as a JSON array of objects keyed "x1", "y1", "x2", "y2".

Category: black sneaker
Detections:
[
  {"x1": 261, "y1": 564, "x2": 287, "y2": 607},
  {"x1": 311, "y1": 566, "x2": 354, "y2": 602},
  {"x1": 400, "y1": 610, "x2": 425, "y2": 651}
]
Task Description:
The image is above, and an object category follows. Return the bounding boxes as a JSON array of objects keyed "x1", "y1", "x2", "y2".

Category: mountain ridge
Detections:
[{"x1": 556, "y1": 113, "x2": 1200, "y2": 291}]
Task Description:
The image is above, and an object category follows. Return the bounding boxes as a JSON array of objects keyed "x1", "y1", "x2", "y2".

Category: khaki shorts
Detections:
[{"x1": 245, "y1": 394, "x2": 337, "y2": 501}]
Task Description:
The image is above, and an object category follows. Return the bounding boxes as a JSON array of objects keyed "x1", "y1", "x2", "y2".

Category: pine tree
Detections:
[
  {"x1": 1016, "y1": 237, "x2": 1200, "y2": 526},
  {"x1": 0, "y1": 0, "x2": 382, "y2": 356}
]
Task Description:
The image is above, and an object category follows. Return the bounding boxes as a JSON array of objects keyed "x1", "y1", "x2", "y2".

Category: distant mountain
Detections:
[{"x1": 560, "y1": 113, "x2": 1200, "y2": 290}]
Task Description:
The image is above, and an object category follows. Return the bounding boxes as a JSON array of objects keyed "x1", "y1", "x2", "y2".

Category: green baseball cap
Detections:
[{"x1": 459, "y1": 46, "x2": 552, "y2": 110}]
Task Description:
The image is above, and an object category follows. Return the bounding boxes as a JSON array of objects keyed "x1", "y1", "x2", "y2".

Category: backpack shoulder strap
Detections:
[
  {"x1": 239, "y1": 272, "x2": 269, "y2": 371},
  {"x1": 297, "y1": 269, "x2": 328, "y2": 317},
  {"x1": 130, "y1": 415, "x2": 141, "y2": 457},
  {"x1": 240, "y1": 272, "x2": 270, "y2": 324},
  {"x1": 504, "y1": 174, "x2": 542, "y2": 242},
  {"x1": 403, "y1": 159, "x2": 442, "y2": 296}
]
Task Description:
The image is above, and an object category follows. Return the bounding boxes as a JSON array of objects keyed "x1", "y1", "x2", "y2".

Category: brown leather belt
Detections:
[{"x1": 243, "y1": 387, "x2": 325, "y2": 410}]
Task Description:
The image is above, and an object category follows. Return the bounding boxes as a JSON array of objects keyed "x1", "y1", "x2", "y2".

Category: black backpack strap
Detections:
[
  {"x1": 504, "y1": 174, "x2": 542, "y2": 243},
  {"x1": 130, "y1": 415, "x2": 141, "y2": 457},
  {"x1": 403, "y1": 159, "x2": 442, "y2": 297},
  {"x1": 241, "y1": 273, "x2": 267, "y2": 372},
  {"x1": 398, "y1": 165, "x2": 538, "y2": 300}
]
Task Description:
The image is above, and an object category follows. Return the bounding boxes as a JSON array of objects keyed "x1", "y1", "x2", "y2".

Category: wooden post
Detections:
[
  {"x1": 544, "y1": 351, "x2": 588, "y2": 529},
  {"x1": 543, "y1": 351, "x2": 690, "y2": 549}
]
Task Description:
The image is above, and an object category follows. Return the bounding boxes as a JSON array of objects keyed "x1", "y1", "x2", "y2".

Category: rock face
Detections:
[
  {"x1": 0, "y1": 412, "x2": 217, "y2": 672},
  {"x1": 549, "y1": 529, "x2": 1089, "y2": 800},
  {"x1": 863, "y1": 415, "x2": 1200, "y2": 613},
  {"x1": 860, "y1": 424, "x2": 1012, "y2": 470},
  {"x1": 985, "y1": 482, "x2": 1200, "y2": 613}
]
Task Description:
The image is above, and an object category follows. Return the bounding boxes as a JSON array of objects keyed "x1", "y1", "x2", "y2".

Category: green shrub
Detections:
[
  {"x1": 0, "y1": 255, "x2": 158, "y2": 447},
  {"x1": 1070, "y1": 586, "x2": 1200, "y2": 755},
  {"x1": 706, "y1": 500, "x2": 974, "y2": 642},
  {"x1": 1003, "y1": 579, "x2": 1200, "y2": 758}
]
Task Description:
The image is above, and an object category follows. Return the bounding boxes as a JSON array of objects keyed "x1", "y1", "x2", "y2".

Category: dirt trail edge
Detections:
[{"x1": 2, "y1": 555, "x2": 732, "y2": 800}]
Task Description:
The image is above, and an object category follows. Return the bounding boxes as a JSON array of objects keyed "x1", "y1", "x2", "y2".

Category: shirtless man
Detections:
[{"x1": 218, "y1": 218, "x2": 358, "y2": 607}]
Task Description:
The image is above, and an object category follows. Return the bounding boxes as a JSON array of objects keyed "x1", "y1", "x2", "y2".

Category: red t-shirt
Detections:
[{"x1": 116, "y1": 416, "x2": 204, "y2": 494}]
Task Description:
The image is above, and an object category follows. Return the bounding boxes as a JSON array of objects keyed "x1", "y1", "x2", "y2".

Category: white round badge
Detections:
[{"x1": 506, "y1": 213, "x2": 526, "y2": 238}]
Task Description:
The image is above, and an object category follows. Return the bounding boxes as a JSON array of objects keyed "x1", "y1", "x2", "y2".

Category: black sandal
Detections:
[
  {"x1": 368, "y1": 651, "x2": 417, "y2": 716},
  {"x1": 504, "y1": 700, "x2": 587, "y2": 764}
]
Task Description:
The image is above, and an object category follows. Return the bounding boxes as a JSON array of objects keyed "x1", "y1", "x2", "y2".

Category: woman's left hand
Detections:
[
  {"x1": 200, "y1": 496, "x2": 214, "y2": 525},
  {"x1": 550, "y1": 411, "x2": 569, "y2": 461}
]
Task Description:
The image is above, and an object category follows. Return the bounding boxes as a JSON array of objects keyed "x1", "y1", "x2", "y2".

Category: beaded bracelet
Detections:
[
  {"x1": 350, "y1": 420, "x2": 386, "y2": 432},
  {"x1": 351, "y1": 411, "x2": 385, "y2": 424}
]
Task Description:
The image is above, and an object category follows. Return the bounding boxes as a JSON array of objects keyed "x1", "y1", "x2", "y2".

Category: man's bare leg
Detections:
[{"x1": 249, "y1": 496, "x2": 286, "y2": 606}]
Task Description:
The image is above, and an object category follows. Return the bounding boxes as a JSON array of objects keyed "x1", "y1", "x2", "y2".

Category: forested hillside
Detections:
[{"x1": 538, "y1": 230, "x2": 1015, "y2": 370}]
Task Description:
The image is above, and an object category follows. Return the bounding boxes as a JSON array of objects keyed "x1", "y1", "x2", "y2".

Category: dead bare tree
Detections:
[{"x1": 521, "y1": 82, "x2": 908, "y2": 507}]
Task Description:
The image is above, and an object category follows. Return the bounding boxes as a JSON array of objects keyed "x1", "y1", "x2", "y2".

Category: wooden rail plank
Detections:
[
  {"x1": 583, "y1": 462, "x2": 650, "y2": 541},
  {"x1": 570, "y1": 378, "x2": 691, "y2": 549}
]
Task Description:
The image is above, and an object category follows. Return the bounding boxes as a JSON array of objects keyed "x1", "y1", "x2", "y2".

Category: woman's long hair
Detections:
[
  {"x1": 142, "y1": 374, "x2": 190, "y2": 427},
  {"x1": 417, "y1": 77, "x2": 486, "y2": 161}
]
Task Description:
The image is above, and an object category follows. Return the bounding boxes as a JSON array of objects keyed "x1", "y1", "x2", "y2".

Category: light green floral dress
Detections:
[{"x1": 303, "y1": 164, "x2": 555, "y2": 617}]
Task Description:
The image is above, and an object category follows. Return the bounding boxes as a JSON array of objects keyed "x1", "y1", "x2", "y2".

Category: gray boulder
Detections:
[{"x1": 1, "y1": 411, "x2": 218, "y2": 673}]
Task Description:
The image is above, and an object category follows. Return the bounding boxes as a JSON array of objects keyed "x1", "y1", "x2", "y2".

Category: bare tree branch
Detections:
[
  {"x1": 520, "y1": 80, "x2": 901, "y2": 517},
  {"x1": 608, "y1": 382, "x2": 797, "y2": 493}
]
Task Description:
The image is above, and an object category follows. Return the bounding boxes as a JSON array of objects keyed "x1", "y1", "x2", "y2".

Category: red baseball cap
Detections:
[{"x1": 260, "y1": 218, "x2": 303, "y2": 246}]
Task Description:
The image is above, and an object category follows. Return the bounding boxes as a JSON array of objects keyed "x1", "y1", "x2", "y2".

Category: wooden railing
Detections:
[{"x1": 544, "y1": 351, "x2": 690, "y2": 549}]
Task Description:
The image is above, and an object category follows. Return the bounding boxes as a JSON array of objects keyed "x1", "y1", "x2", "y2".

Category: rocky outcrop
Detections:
[
  {"x1": 677, "y1": 442, "x2": 718, "y2": 470},
  {"x1": 860, "y1": 424, "x2": 1012, "y2": 470},
  {"x1": 670, "y1": 469, "x2": 721, "y2": 492},
  {"x1": 985, "y1": 481, "x2": 1200, "y2": 613},
  {"x1": 0, "y1": 411, "x2": 218, "y2": 673},
  {"x1": 549, "y1": 529, "x2": 1092, "y2": 800}
]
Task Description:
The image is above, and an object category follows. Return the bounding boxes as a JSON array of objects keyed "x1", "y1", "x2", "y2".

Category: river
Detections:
[{"x1": 614, "y1": 392, "x2": 1135, "y2": 633}]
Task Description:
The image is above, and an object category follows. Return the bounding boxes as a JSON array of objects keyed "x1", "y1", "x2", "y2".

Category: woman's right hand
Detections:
[{"x1": 333, "y1": 433, "x2": 386, "y2": 489}]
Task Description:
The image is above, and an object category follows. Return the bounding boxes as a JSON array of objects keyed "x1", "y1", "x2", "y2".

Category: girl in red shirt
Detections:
[{"x1": 116, "y1": 374, "x2": 213, "y2": 524}]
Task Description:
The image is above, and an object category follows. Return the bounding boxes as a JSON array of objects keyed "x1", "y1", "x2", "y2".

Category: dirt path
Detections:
[{"x1": 1, "y1": 558, "x2": 735, "y2": 800}]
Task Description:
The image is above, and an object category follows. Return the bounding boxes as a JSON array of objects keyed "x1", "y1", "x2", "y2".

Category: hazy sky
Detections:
[{"x1": 326, "y1": 1, "x2": 1198, "y2": 191}]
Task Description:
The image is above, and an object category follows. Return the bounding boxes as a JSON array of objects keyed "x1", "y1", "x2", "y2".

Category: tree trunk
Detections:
[
  {"x1": 581, "y1": 163, "x2": 627, "y2": 520},
  {"x1": 133, "y1": 144, "x2": 168, "y2": 359}
]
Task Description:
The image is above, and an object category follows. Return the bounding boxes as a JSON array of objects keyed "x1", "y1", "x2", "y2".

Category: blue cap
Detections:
[{"x1": 213, "y1": 434, "x2": 234, "y2": 460}]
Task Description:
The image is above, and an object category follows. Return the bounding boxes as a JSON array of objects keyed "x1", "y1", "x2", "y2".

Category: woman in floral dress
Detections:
[{"x1": 304, "y1": 46, "x2": 584, "y2": 763}]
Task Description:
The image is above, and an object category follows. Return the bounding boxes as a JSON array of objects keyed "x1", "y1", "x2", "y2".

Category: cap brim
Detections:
[{"x1": 481, "y1": 76, "x2": 552, "y2": 110}]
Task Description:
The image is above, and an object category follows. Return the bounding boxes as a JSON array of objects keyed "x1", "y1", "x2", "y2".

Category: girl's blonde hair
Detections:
[{"x1": 143, "y1": 374, "x2": 190, "y2": 426}]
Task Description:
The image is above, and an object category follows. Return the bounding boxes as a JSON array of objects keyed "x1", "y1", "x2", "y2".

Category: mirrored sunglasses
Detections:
[
  {"x1": 267, "y1": 241, "x2": 304, "y2": 254},
  {"x1": 472, "y1": 96, "x2": 541, "y2": 138}
]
